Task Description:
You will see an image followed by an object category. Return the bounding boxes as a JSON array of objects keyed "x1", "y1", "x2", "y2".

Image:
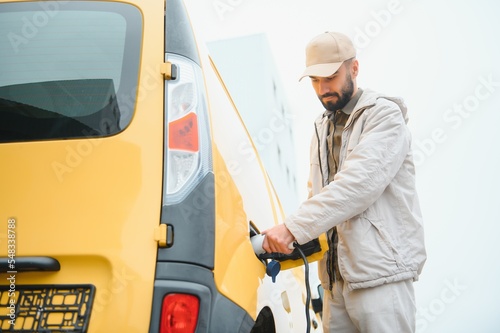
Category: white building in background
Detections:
[{"x1": 208, "y1": 33, "x2": 299, "y2": 214}]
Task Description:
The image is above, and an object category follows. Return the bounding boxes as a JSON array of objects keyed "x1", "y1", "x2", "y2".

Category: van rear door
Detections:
[{"x1": 0, "y1": 1, "x2": 164, "y2": 332}]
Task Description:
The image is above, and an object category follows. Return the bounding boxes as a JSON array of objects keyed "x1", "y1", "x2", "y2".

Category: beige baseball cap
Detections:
[{"x1": 299, "y1": 31, "x2": 356, "y2": 81}]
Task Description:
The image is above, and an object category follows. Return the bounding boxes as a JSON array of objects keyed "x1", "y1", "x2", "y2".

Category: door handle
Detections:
[{"x1": 0, "y1": 256, "x2": 60, "y2": 273}]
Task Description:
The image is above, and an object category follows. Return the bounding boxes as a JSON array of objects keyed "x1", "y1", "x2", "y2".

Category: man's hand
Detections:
[{"x1": 262, "y1": 224, "x2": 295, "y2": 254}]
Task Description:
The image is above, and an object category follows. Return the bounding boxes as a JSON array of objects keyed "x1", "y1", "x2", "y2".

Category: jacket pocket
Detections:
[{"x1": 337, "y1": 216, "x2": 401, "y2": 283}]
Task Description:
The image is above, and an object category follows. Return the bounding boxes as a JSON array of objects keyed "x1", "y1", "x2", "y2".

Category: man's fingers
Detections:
[
  {"x1": 260, "y1": 225, "x2": 295, "y2": 254},
  {"x1": 261, "y1": 235, "x2": 270, "y2": 253}
]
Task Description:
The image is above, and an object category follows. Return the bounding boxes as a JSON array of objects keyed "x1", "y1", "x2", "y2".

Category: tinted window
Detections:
[{"x1": 0, "y1": 2, "x2": 142, "y2": 142}]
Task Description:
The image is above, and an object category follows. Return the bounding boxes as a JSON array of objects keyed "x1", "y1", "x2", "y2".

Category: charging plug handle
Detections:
[{"x1": 258, "y1": 238, "x2": 321, "y2": 262}]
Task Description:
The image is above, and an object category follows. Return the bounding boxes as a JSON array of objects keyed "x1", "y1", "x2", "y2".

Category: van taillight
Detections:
[
  {"x1": 164, "y1": 54, "x2": 212, "y2": 205},
  {"x1": 160, "y1": 294, "x2": 200, "y2": 333}
]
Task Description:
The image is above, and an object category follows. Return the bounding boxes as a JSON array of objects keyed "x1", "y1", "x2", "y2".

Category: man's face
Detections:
[{"x1": 310, "y1": 61, "x2": 355, "y2": 112}]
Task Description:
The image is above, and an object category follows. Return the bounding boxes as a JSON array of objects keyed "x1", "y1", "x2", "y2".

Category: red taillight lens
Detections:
[
  {"x1": 160, "y1": 294, "x2": 200, "y2": 333},
  {"x1": 168, "y1": 112, "x2": 199, "y2": 152}
]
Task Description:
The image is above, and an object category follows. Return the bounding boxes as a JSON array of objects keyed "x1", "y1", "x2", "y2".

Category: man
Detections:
[{"x1": 262, "y1": 31, "x2": 426, "y2": 332}]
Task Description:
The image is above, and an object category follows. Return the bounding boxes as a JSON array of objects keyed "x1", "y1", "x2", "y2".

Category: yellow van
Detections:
[{"x1": 0, "y1": 0, "x2": 325, "y2": 332}]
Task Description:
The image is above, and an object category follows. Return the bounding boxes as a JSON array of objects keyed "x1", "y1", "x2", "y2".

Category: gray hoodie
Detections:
[{"x1": 285, "y1": 88, "x2": 427, "y2": 291}]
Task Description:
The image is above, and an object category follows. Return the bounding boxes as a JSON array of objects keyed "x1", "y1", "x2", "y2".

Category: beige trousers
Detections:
[{"x1": 321, "y1": 279, "x2": 416, "y2": 333}]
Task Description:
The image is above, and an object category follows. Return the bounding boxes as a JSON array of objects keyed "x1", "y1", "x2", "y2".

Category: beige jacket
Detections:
[{"x1": 285, "y1": 89, "x2": 426, "y2": 291}]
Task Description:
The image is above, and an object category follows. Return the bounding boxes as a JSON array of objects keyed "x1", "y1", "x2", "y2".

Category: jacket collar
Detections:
[{"x1": 315, "y1": 88, "x2": 408, "y2": 129}]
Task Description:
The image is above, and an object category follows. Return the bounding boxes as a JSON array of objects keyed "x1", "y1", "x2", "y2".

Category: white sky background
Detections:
[{"x1": 184, "y1": 1, "x2": 500, "y2": 332}]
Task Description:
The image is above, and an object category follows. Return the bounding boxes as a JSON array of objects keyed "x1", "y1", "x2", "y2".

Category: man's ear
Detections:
[{"x1": 351, "y1": 59, "x2": 359, "y2": 77}]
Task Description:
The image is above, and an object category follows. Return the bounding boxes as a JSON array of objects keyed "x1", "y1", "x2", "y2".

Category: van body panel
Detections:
[{"x1": 0, "y1": 0, "x2": 164, "y2": 331}]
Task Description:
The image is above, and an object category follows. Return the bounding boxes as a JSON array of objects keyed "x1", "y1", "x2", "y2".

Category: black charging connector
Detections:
[{"x1": 257, "y1": 238, "x2": 321, "y2": 262}]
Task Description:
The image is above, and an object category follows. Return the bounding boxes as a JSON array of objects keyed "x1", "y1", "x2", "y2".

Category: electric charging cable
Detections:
[
  {"x1": 292, "y1": 242, "x2": 312, "y2": 333},
  {"x1": 252, "y1": 235, "x2": 313, "y2": 333}
]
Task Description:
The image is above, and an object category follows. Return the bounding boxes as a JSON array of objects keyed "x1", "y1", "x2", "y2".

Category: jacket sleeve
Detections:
[{"x1": 285, "y1": 99, "x2": 411, "y2": 244}]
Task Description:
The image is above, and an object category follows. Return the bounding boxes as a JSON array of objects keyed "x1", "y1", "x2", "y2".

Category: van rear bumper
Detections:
[{"x1": 149, "y1": 262, "x2": 254, "y2": 333}]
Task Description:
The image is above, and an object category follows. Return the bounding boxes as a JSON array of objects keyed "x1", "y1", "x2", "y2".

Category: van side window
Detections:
[{"x1": 0, "y1": 2, "x2": 142, "y2": 143}]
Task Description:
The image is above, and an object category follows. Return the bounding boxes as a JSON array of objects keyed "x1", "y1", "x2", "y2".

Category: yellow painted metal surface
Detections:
[{"x1": 0, "y1": 1, "x2": 165, "y2": 331}]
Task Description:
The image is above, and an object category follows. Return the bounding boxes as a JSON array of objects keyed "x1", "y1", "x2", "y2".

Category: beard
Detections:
[{"x1": 319, "y1": 73, "x2": 354, "y2": 112}]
